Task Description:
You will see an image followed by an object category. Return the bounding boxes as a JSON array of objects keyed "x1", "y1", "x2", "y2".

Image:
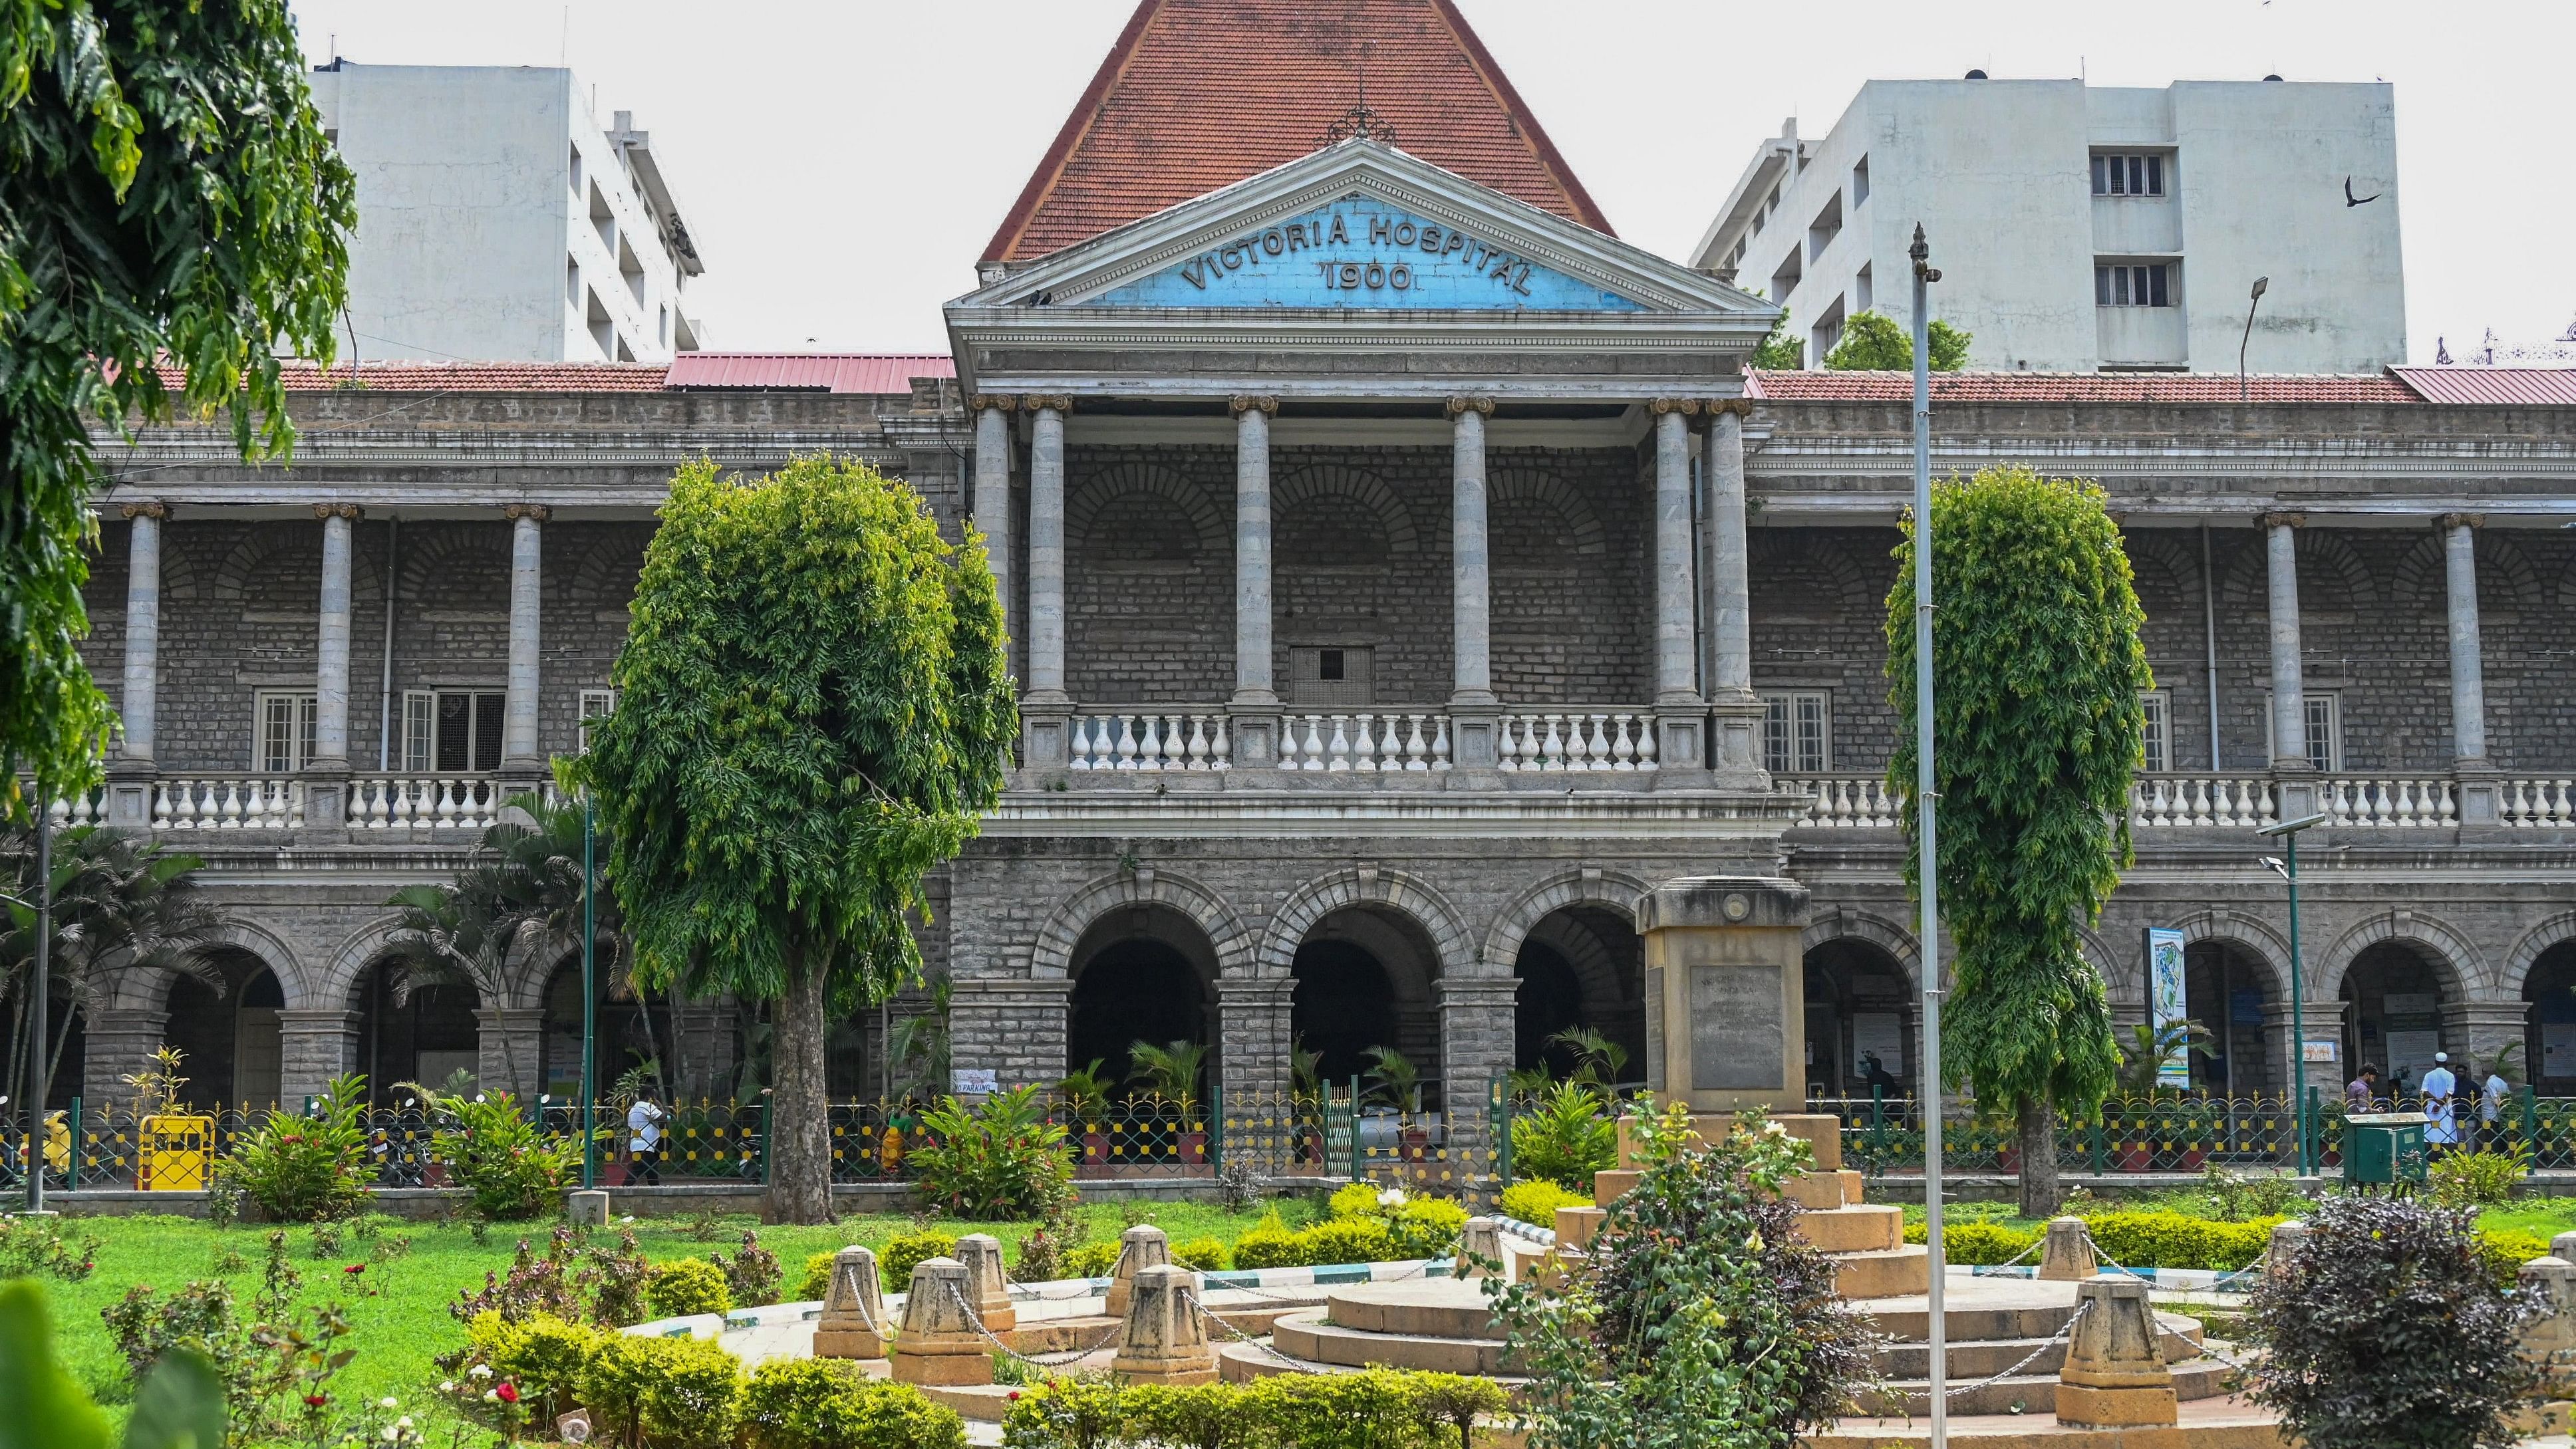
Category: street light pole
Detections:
[
  {"x1": 581, "y1": 790, "x2": 598, "y2": 1190},
  {"x1": 26, "y1": 793, "x2": 52, "y2": 1214},
  {"x1": 2259, "y1": 810, "x2": 2329, "y2": 1176},
  {"x1": 2237, "y1": 276, "x2": 2270, "y2": 402},
  {"x1": 1909, "y1": 222, "x2": 1948, "y2": 1449}
]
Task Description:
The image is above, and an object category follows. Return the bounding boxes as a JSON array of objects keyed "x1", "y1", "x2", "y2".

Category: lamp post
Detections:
[
  {"x1": 581, "y1": 789, "x2": 598, "y2": 1190},
  {"x1": 2237, "y1": 276, "x2": 2270, "y2": 402},
  {"x1": 24, "y1": 791, "x2": 52, "y2": 1214},
  {"x1": 1908, "y1": 221, "x2": 1949, "y2": 1449},
  {"x1": 2259, "y1": 810, "x2": 2329, "y2": 1175}
]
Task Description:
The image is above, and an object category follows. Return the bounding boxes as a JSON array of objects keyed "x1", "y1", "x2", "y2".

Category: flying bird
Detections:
[{"x1": 2345, "y1": 176, "x2": 2382, "y2": 207}]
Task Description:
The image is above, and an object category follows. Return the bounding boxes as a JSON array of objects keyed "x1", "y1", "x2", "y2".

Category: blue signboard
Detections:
[
  {"x1": 2144, "y1": 927, "x2": 2190, "y2": 1089},
  {"x1": 1089, "y1": 198, "x2": 1648, "y2": 311}
]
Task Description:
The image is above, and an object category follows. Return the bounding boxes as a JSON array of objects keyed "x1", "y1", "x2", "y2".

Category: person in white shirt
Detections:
[
  {"x1": 2418, "y1": 1053, "x2": 2459, "y2": 1151},
  {"x1": 627, "y1": 1094, "x2": 666, "y2": 1185},
  {"x1": 2480, "y1": 1067, "x2": 2509, "y2": 1149}
]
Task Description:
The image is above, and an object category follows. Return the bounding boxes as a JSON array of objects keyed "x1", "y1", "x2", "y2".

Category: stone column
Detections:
[
  {"x1": 307, "y1": 503, "x2": 360, "y2": 831},
  {"x1": 2261, "y1": 513, "x2": 2319, "y2": 820},
  {"x1": 969, "y1": 395, "x2": 1016, "y2": 640},
  {"x1": 1648, "y1": 400, "x2": 1707, "y2": 776},
  {"x1": 946, "y1": 976, "x2": 1071, "y2": 1092},
  {"x1": 80, "y1": 1007, "x2": 171, "y2": 1105},
  {"x1": 107, "y1": 503, "x2": 167, "y2": 827},
  {"x1": 1703, "y1": 401, "x2": 1767, "y2": 786},
  {"x1": 1446, "y1": 396, "x2": 1501, "y2": 771},
  {"x1": 1227, "y1": 396, "x2": 1283, "y2": 768},
  {"x1": 474, "y1": 1007, "x2": 547, "y2": 1099},
  {"x1": 277, "y1": 1008, "x2": 361, "y2": 1106},
  {"x1": 501, "y1": 504, "x2": 548, "y2": 776},
  {"x1": 2440, "y1": 514, "x2": 2488, "y2": 764},
  {"x1": 1437, "y1": 978, "x2": 1519, "y2": 1156},
  {"x1": 1020, "y1": 395, "x2": 1073, "y2": 767},
  {"x1": 1218, "y1": 978, "x2": 1294, "y2": 1103}
]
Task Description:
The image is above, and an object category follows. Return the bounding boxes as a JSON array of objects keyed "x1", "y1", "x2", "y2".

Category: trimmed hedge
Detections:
[
  {"x1": 1498, "y1": 1178, "x2": 1590, "y2": 1228},
  {"x1": 1893, "y1": 1208, "x2": 2548, "y2": 1283},
  {"x1": 644, "y1": 1257, "x2": 734, "y2": 1318},
  {"x1": 1000, "y1": 1368, "x2": 1506, "y2": 1448}
]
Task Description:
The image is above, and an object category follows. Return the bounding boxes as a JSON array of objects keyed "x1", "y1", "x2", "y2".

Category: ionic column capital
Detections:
[
  {"x1": 120, "y1": 501, "x2": 169, "y2": 521},
  {"x1": 1443, "y1": 395, "x2": 1494, "y2": 418},
  {"x1": 1020, "y1": 394, "x2": 1073, "y2": 414},
  {"x1": 1228, "y1": 394, "x2": 1278, "y2": 418},
  {"x1": 313, "y1": 502, "x2": 362, "y2": 521},
  {"x1": 966, "y1": 392, "x2": 1018, "y2": 413},
  {"x1": 2257, "y1": 511, "x2": 2304, "y2": 530},
  {"x1": 2436, "y1": 511, "x2": 2484, "y2": 531},
  {"x1": 1705, "y1": 397, "x2": 1757, "y2": 419},
  {"x1": 1647, "y1": 396, "x2": 1701, "y2": 416},
  {"x1": 501, "y1": 503, "x2": 552, "y2": 523}
]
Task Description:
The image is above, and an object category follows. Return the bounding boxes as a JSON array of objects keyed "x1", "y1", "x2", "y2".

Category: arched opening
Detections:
[
  {"x1": 2184, "y1": 940, "x2": 2279, "y2": 1096},
  {"x1": 541, "y1": 958, "x2": 672, "y2": 1103},
  {"x1": 1802, "y1": 939, "x2": 1914, "y2": 1102},
  {"x1": 1512, "y1": 906, "x2": 1643, "y2": 1081},
  {"x1": 352, "y1": 958, "x2": 481, "y2": 1103},
  {"x1": 2339, "y1": 942, "x2": 2452, "y2": 1096},
  {"x1": 2524, "y1": 942, "x2": 2576, "y2": 1094},
  {"x1": 161, "y1": 951, "x2": 286, "y2": 1109},
  {"x1": 1290, "y1": 904, "x2": 1443, "y2": 1109},
  {"x1": 1066, "y1": 904, "x2": 1218, "y2": 1093}
]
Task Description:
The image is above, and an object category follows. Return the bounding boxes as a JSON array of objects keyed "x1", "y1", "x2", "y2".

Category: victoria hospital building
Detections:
[{"x1": 36, "y1": 6, "x2": 2576, "y2": 1144}]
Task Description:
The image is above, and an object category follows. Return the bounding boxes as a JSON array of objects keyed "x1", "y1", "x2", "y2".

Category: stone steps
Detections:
[
  {"x1": 1792, "y1": 1203, "x2": 1904, "y2": 1253},
  {"x1": 1270, "y1": 1308, "x2": 1519, "y2": 1377},
  {"x1": 1872, "y1": 1321, "x2": 2202, "y2": 1379},
  {"x1": 1860, "y1": 1355, "x2": 2234, "y2": 1418},
  {"x1": 1832, "y1": 1244, "x2": 1932, "y2": 1299}
]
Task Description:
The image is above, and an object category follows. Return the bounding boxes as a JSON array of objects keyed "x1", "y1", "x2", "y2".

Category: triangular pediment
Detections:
[{"x1": 950, "y1": 140, "x2": 1773, "y2": 321}]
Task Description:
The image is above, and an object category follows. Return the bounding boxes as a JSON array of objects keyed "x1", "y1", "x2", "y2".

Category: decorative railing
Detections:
[
  {"x1": 1282, "y1": 712, "x2": 1451, "y2": 771},
  {"x1": 151, "y1": 777, "x2": 306, "y2": 830},
  {"x1": 46, "y1": 787, "x2": 108, "y2": 827},
  {"x1": 347, "y1": 776, "x2": 504, "y2": 831},
  {"x1": 1495, "y1": 711, "x2": 1655, "y2": 772},
  {"x1": 2320, "y1": 775, "x2": 2456, "y2": 827},
  {"x1": 1069, "y1": 712, "x2": 1231, "y2": 771},
  {"x1": 2128, "y1": 775, "x2": 2277, "y2": 828},
  {"x1": 2504, "y1": 779, "x2": 2576, "y2": 827},
  {"x1": 1776, "y1": 773, "x2": 1901, "y2": 827}
]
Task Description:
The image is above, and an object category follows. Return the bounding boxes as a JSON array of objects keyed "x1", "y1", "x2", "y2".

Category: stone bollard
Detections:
[
  {"x1": 1457, "y1": 1217, "x2": 1505, "y2": 1281},
  {"x1": 2521, "y1": 1257, "x2": 2576, "y2": 1398},
  {"x1": 566, "y1": 1189, "x2": 609, "y2": 1228},
  {"x1": 812, "y1": 1245, "x2": 891, "y2": 1360},
  {"x1": 1104, "y1": 1225, "x2": 1171, "y2": 1319},
  {"x1": 2552, "y1": 1231, "x2": 2576, "y2": 1263},
  {"x1": 2038, "y1": 1216, "x2": 2096, "y2": 1281},
  {"x1": 1110, "y1": 1264, "x2": 1216, "y2": 1384},
  {"x1": 2264, "y1": 1219, "x2": 2311, "y2": 1278},
  {"x1": 889, "y1": 1258, "x2": 992, "y2": 1386},
  {"x1": 2055, "y1": 1275, "x2": 2177, "y2": 1428},
  {"x1": 952, "y1": 1233, "x2": 1016, "y2": 1333}
]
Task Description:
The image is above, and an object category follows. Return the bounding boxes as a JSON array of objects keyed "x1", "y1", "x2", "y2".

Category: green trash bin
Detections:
[{"x1": 2343, "y1": 1111, "x2": 2430, "y2": 1187}]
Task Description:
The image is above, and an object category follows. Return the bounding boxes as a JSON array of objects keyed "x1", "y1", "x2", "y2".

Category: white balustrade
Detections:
[
  {"x1": 2127, "y1": 775, "x2": 2278, "y2": 829},
  {"x1": 1282, "y1": 713, "x2": 1450, "y2": 772},
  {"x1": 45, "y1": 787, "x2": 107, "y2": 828},
  {"x1": 1066, "y1": 712, "x2": 1230, "y2": 771},
  {"x1": 345, "y1": 777, "x2": 502, "y2": 831},
  {"x1": 150, "y1": 778, "x2": 304, "y2": 830},
  {"x1": 2321, "y1": 776, "x2": 2455, "y2": 828},
  {"x1": 1493, "y1": 711, "x2": 1656, "y2": 773},
  {"x1": 1775, "y1": 775, "x2": 1902, "y2": 827},
  {"x1": 2503, "y1": 778, "x2": 2576, "y2": 828}
]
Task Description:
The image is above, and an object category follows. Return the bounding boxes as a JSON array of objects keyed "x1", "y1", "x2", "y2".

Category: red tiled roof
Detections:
[
  {"x1": 666, "y1": 353, "x2": 955, "y2": 393},
  {"x1": 2388, "y1": 366, "x2": 2576, "y2": 406},
  {"x1": 152, "y1": 360, "x2": 675, "y2": 392},
  {"x1": 1744, "y1": 370, "x2": 2422, "y2": 404},
  {"x1": 984, "y1": 0, "x2": 1611, "y2": 263}
]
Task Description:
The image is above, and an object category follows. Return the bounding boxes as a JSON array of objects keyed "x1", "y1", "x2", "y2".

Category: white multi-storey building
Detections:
[
  {"x1": 308, "y1": 62, "x2": 706, "y2": 364},
  {"x1": 1692, "y1": 78, "x2": 2404, "y2": 373}
]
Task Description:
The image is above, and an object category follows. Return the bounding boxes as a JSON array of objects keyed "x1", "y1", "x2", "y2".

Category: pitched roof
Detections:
[
  {"x1": 665, "y1": 353, "x2": 956, "y2": 393},
  {"x1": 984, "y1": 0, "x2": 1611, "y2": 263},
  {"x1": 2387, "y1": 366, "x2": 2576, "y2": 406},
  {"x1": 1745, "y1": 370, "x2": 2422, "y2": 404},
  {"x1": 154, "y1": 360, "x2": 676, "y2": 392}
]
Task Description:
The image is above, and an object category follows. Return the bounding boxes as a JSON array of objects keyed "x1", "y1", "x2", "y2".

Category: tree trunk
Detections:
[
  {"x1": 2017, "y1": 1093, "x2": 2062, "y2": 1218},
  {"x1": 768, "y1": 960, "x2": 833, "y2": 1224}
]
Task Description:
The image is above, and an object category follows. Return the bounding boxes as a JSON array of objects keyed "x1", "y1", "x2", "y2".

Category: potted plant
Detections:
[
  {"x1": 1058, "y1": 1059, "x2": 1116, "y2": 1176},
  {"x1": 1128, "y1": 1040, "x2": 1210, "y2": 1167},
  {"x1": 1363, "y1": 1045, "x2": 1429, "y2": 1161},
  {"x1": 2112, "y1": 1019, "x2": 2215, "y2": 1170}
]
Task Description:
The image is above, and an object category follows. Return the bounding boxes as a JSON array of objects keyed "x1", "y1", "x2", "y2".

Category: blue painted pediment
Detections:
[{"x1": 1086, "y1": 197, "x2": 1647, "y2": 311}]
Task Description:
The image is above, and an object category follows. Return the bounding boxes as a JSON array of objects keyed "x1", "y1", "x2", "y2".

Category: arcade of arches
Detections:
[
  {"x1": 1803, "y1": 940, "x2": 1914, "y2": 1099},
  {"x1": 1511, "y1": 906, "x2": 1643, "y2": 1083},
  {"x1": 2182, "y1": 940, "x2": 2281, "y2": 1096},
  {"x1": 1068, "y1": 905, "x2": 1216, "y2": 1091},
  {"x1": 349, "y1": 958, "x2": 480, "y2": 1102},
  {"x1": 2339, "y1": 941, "x2": 2456, "y2": 1093},
  {"x1": 163, "y1": 948, "x2": 284, "y2": 1109},
  {"x1": 2525, "y1": 942, "x2": 2576, "y2": 1095}
]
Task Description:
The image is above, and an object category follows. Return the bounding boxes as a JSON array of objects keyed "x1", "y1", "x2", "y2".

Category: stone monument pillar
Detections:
[
  {"x1": 1105, "y1": 1225, "x2": 1171, "y2": 1319},
  {"x1": 952, "y1": 1233, "x2": 1016, "y2": 1332},
  {"x1": 2265, "y1": 1219, "x2": 2311, "y2": 1278},
  {"x1": 2039, "y1": 1216, "x2": 2098, "y2": 1281},
  {"x1": 2520, "y1": 1256, "x2": 2576, "y2": 1400},
  {"x1": 2055, "y1": 1275, "x2": 2178, "y2": 1428},
  {"x1": 1457, "y1": 1217, "x2": 1504, "y2": 1281},
  {"x1": 1109, "y1": 1265, "x2": 1216, "y2": 1384},
  {"x1": 813, "y1": 1246, "x2": 891, "y2": 1360},
  {"x1": 889, "y1": 1258, "x2": 992, "y2": 1386},
  {"x1": 1635, "y1": 876, "x2": 1810, "y2": 1113}
]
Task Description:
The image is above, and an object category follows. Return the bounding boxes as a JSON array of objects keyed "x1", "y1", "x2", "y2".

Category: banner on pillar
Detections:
[{"x1": 2144, "y1": 928, "x2": 2190, "y2": 1090}]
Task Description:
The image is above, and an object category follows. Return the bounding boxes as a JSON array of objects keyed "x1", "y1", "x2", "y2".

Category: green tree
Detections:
[
  {"x1": 1822, "y1": 309, "x2": 1972, "y2": 371},
  {"x1": 1747, "y1": 301, "x2": 1801, "y2": 370},
  {"x1": 2, "y1": 2, "x2": 355, "y2": 817},
  {"x1": 578, "y1": 454, "x2": 1013, "y2": 1223},
  {"x1": 1886, "y1": 464, "x2": 2146, "y2": 1216}
]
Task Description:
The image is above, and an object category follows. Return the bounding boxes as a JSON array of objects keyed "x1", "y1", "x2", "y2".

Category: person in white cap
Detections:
[{"x1": 2419, "y1": 1051, "x2": 2459, "y2": 1152}]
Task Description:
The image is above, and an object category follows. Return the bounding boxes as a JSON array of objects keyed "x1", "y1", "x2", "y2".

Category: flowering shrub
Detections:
[
  {"x1": 430, "y1": 1091, "x2": 581, "y2": 1220},
  {"x1": 909, "y1": 1086, "x2": 1074, "y2": 1219},
  {"x1": 710, "y1": 1230, "x2": 784, "y2": 1307},
  {"x1": 739, "y1": 1357, "x2": 967, "y2": 1449},
  {"x1": 215, "y1": 1071, "x2": 372, "y2": 1222},
  {"x1": 1325, "y1": 1182, "x2": 1468, "y2": 1258},
  {"x1": 449, "y1": 1227, "x2": 589, "y2": 1325},
  {"x1": 998, "y1": 1371, "x2": 1508, "y2": 1449},
  {"x1": 1498, "y1": 1178, "x2": 1590, "y2": 1229},
  {"x1": 646, "y1": 1256, "x2": 734, "y2": 1318},
  {"x1": 0, "y1": 1213, "x2": 98, "y2": 1280},
  {"x1": 476, "y1": 1311, "x2": 603, "y2": 1424}
]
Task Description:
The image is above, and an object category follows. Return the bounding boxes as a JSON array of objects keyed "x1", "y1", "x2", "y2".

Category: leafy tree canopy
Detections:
[
  {"x1": 1887, "y1": 465, "x2": 2145, "y2": 1209},
  {"x1": 1748, "y1": 305, "x2": 1802, "y2": 370},
  {"x1": 2, "y1": 1, "x2": 355, "y2": 816},
  {"x1": 1823, "y1": 309, "x2": 1971, "y2": 372}
]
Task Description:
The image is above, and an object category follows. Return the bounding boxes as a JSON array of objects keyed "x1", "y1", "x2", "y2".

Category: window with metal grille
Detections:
[
  {"x1": 2139, "y1": 690, "x2": 2171, "y2": 774},
  {"x1": 2095, "y1": 263, "x2": 2172, "y2": 307},
  {"x1": 578, "y1": 689, "x2": 618, "y2": 755},
  {"x1": 1759, "y1": 690, "x2": 1830, "y2": 773},
  {"x1": 402, "y1": 690, "x2": 505, "y2": 773},
  {"x1": 2262, "y1": 692, "x2": 2342, "y2": 772},
  {"x1": 254, "y1": 691, "x2": 317, "y2": 773},
  {"x1": 2091, "y1": 153, "x2": 2166, "y2": 196},
  {"x1": 1288, "y1": 646, "x2": 1371, "y2": 707}
]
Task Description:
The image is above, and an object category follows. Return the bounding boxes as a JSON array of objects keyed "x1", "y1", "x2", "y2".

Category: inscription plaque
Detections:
[{"x1": 1691, "y1": 964, "x2": 1785, "y2": 1090}]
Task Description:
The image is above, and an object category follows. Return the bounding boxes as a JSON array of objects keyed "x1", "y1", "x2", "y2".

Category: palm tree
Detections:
[
  {"x1": 1546, "y1": 1025, "x2": 1630, "y2": 1094},
  {"x1": 886, "y1": 976, "x2": 950, "y2": 1104},
  {"x1": 1362, "y1": 1044, "x2": 1424, "y2": 1114},
  {"x1": 1127, "y1": 1039, "x2": 1209, "y2": 1113},
  {"x1": 3, "y1": 824, "x2": 225, "y2": 1107}
]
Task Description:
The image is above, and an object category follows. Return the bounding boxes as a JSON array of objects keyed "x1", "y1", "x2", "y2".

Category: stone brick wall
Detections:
[{"x1": 1748, "y1": 525, "x2": 1903, "y2": 767}]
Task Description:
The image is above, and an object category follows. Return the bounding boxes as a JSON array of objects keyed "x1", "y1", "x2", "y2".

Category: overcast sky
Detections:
[{"x1": 284, "y1": 0, "x2": 2572, "y2": 364}]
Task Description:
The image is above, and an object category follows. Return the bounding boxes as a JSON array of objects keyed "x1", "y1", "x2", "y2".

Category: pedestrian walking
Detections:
[
  {"x1": 2419, "y1": 1053, "x2": 2460, "y2": 1154},
  {"x1": 627, "y1": 1092, "x2": 668, "y2": 1186},
  {"x1": 2345, "y1": 1063, "x2": 2380, "y2": 1114}
]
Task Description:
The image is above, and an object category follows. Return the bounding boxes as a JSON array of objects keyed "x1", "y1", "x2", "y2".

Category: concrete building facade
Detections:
[
  {"x1": 308, "y1": 63, "x2": 705, "y2": 365},
  {"x1": 1694, "y1": 78, "x2": 2405, "y2": 374}
]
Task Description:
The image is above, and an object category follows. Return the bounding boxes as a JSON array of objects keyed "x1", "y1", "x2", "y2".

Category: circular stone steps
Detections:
[{"x1": 1861, "y1": 1353, "x2": 2235, "y2": 1418}]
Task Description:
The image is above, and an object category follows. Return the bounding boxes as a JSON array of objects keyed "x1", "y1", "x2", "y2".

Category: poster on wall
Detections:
[
  {"x1": 1852, "y1": 1013, "x2": 1906, "y2": 1081},
  {"x1": 2546, "y1": 1024, "x2": 2576, "y2": 1076},
  {"x1": 2144, "y1": 927, "x2": 2190, "y2": 1089}
]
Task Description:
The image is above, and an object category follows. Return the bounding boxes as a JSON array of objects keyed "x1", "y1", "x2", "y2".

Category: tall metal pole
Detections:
[
  {"x1": 26, "y1": 794, "x2": 52, "y2": 1213},
  {"x1": 581, "y1": 791, "x2": 598, "y2": 1190},
  {"x1": 1909, "y1": 223, "x2": 1947, "y2": 1448},
  {"x1": 2285, "y1": 831, "x2": 2308, "y2": 1174}
]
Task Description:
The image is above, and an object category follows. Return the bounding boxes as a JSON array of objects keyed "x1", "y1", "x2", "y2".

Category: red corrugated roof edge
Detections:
[
  {"x1": 1743, "y1": 370, "x2": 2422, "y2": 404},
  {"x1": 146, "y1": 356, "x2": 957, "y2": 395},
  {"x1": 665, "y1": 354, "x2": 956, "y2": 394},
  {"x1": 2387, "y1": 366, "x2": 2576, "y2": 406}
]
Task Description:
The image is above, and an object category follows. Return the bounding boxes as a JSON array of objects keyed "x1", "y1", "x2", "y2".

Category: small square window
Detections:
[
  {"x1": 254, "y1": 691, "x2": 318, "y2": 773},
  {"x1": 1319, "y1": 649, "x2": 1346, "y2": 683},
  {"x1": 2092, "y1": 152, "x2": 2169, "y2": 198},
  {"x1": 1758, "y1": 690, "x2": 1831, "y2": 774}
]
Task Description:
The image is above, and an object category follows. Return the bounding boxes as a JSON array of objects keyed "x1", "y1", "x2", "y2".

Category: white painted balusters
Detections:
[
  {"x1": 1066, "y1": 713, "x2": 1231, "y2": 771},
  {"x1": 1281, "y1": 714, "x2": 1451, "y2": 771},
  {"x1": 148, "y1": 779, "x2": 304, "y2": 829},
  {"x1": 2322, "y1": 776, "x2": 2456, "y2": 827},
  {"x1": 2504, "y1": 779, "x2": 2576, "y2": 828},
  {"x1": 1775, "y1": 775, "x2": 1900, "y2": 828},
  {"x1": 345, "y1": 777, "x2": 501, "y2": 831},
  {"x1": 1493, "y1": 712, "x2": 1657, "y2": 773}
]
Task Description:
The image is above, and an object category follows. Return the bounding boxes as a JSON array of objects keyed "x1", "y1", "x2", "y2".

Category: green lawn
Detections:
[{"x1": 23, "y1": 1196, "x2": 1320, "y2": 1432}]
